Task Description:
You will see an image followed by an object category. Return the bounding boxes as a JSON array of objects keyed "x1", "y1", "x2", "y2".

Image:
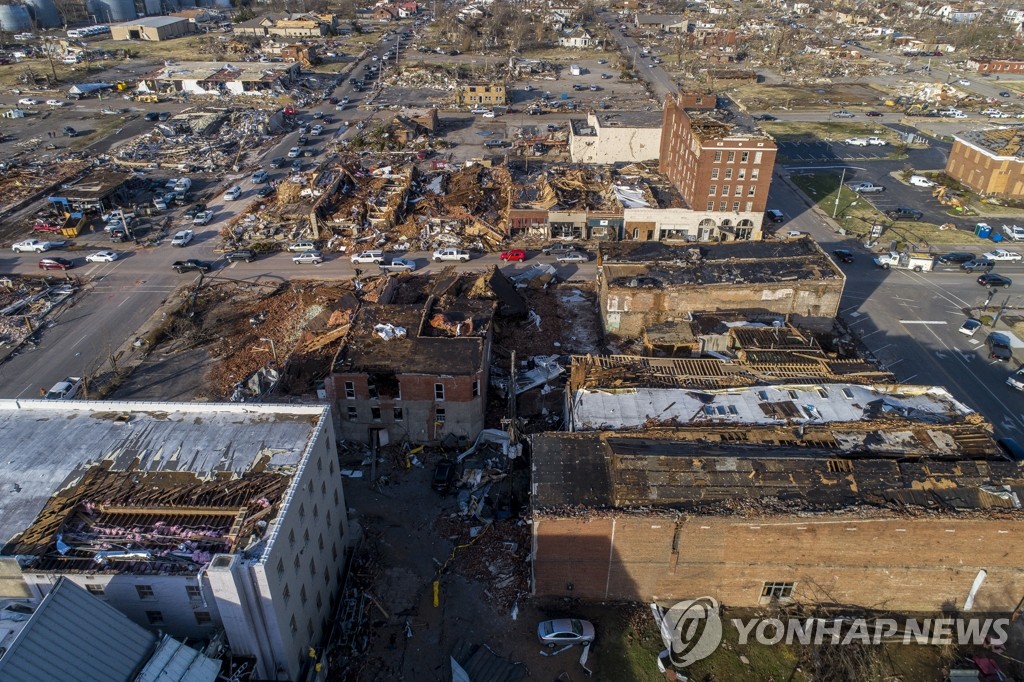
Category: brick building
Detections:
[
  {"x1": 456, "y1": 83, "x2": 507, "y2": 107},
  {"x1": 325, "y1": 280, "x2": 497, "y2": 446},
  {"x1": 597, "y1": 238, "x2": 845, "y2": 337},
  {"x1": 945, "y1": 126, "x2": 1024, "y2": 199},
  {"x1": 531, "y1": 385, "x2": 1024, "y2": 612},
  {"x1": 972, "y1": 58, "x2": 1024, "y2": 73},
  {"x1": 568, "y1": 111, "x2": 663, "y2": 164}
]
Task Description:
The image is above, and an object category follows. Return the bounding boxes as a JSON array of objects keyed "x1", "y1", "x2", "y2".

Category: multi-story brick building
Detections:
[
  {"x1": 659, "y1": 94, "x2": 777, "y2": 238},
  {"x1": 456, "y1": 83, "x2": 507, "y2": 107},
  {"x1": 945, "y1": 126, "x2": 1024, "y2": 198},
  {"x1": 326, "y1": 292, "x2": 495, "y2": 446}
]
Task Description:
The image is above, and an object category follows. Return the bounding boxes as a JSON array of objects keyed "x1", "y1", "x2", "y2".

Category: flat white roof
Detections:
[
  {"x1": 113, "y1": 16, "x2": 189, "y2": 28},
  {"x1": 0, "y1": 400, "x2": 328, "y2": 548},
  {"x1": 569, "y1": 383, "x2": 974, "y2": 432}
]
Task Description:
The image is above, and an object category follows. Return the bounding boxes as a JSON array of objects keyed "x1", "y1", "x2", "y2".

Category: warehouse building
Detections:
[{"x1": 109, "y1": 16, "x2": 191, "y2": 41}]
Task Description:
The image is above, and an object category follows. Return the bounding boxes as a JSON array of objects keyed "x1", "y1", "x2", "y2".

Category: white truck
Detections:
[
  {"x1": 12, "y1": 239, "x2": 64, "y2": 253},
  {"x1": 432, "y1": 248, "x2": 470, "y2": 262},
  {"x1": 873, "y1": 251, "x2": 935, "y2": 272},
  {"x1": 570, "y1": 64, "x2": 582, "y2": 76},
  {"x1": 851, "y1": 182, "x2": 885, "y2": 194}
]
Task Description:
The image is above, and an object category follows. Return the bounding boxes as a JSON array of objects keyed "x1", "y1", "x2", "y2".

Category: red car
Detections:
[
  {"x1": 38, "y1": 257, "x2": 73, "y2": 270},
  {"x1": 500, "y1": 249, "x2": 527, "y2": 262},
  {"x1": 33, "y1": 221, "x2": 62, "y2": 233}
]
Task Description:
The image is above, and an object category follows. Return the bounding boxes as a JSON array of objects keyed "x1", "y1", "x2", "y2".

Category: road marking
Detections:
[
  {"x1": 899, "y1": 320, "x2": 948, "y2": 324},
  {"x1": 1001, "y1": 417, "x2": 1020, "y2": 433},
  {"x1": 116, "y1": 296, "x2": 131, "y2": 308},
  {"x1": 68, "y1": 334, "x2": 88, "y2": 350}
]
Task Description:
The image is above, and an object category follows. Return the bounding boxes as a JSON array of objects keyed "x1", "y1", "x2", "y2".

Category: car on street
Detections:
[
  {"x1": 978, "y1": 273, "x2": 1012, "y2": 287},
  {"x1": 961, "y1": 258, "x2": 995, "y2": 273},
  {"x1": 500, "y1": 249, "x2": 527, "y2": 262},
  {"x1": 350, "y1": 250, "x2": 385, "y2": 264},
  {"x1": 1007, "y1": 367, "x2": 1024, "y2": 391},
  {"x1": 431, "y1": 459, "x2": 457, "y2": 494},
  {"x1": 556, "y1": 252, "x2": 589, "y2": 264},
  {"x1": 257, "y1": 185, "x2": 275, "y2": 198},
  {"x1": 470, "y1": 106, "x2": 490, "y2": 114},
  {"x1": 832, "y1": 249, "x2": 854, "y2": 263},
  {"x1": 311, "y1": 124, "x2": 324, "y2": 136},
  {"x1": 832, "y1": 110, "x2": 855, "y2": 118},
  {"x1": 541, "y1": 243, "x2": 579, "y2": 256},
  {"x1": 287, "y1": 146, "x2": 301, "y2": 158},
  {"x1": 986, "y1": 333, "x2": 1013, "y2": 362},
  {"x1": 144, "y1": 112, "x2": 159, "y2": 121},
  {"x1": 288, "y1": 241, "x2": 317, "y2": 252},
  {"x1": 183, "y1": 204, "x2": 207, "y2": 219},
  {"x1": 537, "y1": 619, "x2": 596, "y2": 647},
  {"x1": 85, "y1": 251, "x2": 118, "y2": 263},
  {"x1": 158, "y1": 112, "x2": 170, "y2": 121},
  {"x1": 752, "y1": 114, "x2": 777, "y2": 121},
  {"x1": 46, "y1": 99, "x2": 65, "y2": 107},
  {"x1": 983, "y1": 249, "x2": 1023, "y2": 262},
  {"x1": 484, "y1": 139, "x2": 508, "y2": 148},
  {"x1": 224, "y1": 186, "x2": 242, "y2": 200},
  {"x1": 291, "y1": 160, "x2": 303, "y2": 172},
  {"x1": 379, "y1": 257, "x2": 416, "y2": 273},
  {"x1": 252, "y1": 170, "x2": 268, "y2": 183},
  {"x1": 1002, "y1": 224, "x2": 1024, "y2": 241},
  {"x1": 851, "y1": 182, "x2": 885, "y2": 193},
  {"x1": 226, "y1": 249, "x2": 257, "y2": 263},
  {"x1": 192, "y1": 211, "x2": 213, "y2": 226},
  {"x1": 17, "y1": 97, "x2": 40, "y2": 106},
  {"x1": 172, "y1": 259, "x2": 214, "y2": 273},
  {"x1": 44, "y1": 376, "x2": 83, "y2": 400},
  {"x1": 433, "y1": 248, "x2": 471, "y2": 262},
  {"x1": 171, "y1": 230, "x2": 194, "y2": 247},
  {"x1": 959, "y1": 318, "x2": 982, "y2": 336},
  {"x1": 1000, "y1": 91, "x2": 1012, "y2": 98},
  {"x1": 270, "y1": 157, "x2": 285, "y2": 168},
  {"x1": 38, "y1": 257, "x2": 73, "y2": 270},
  {"x1": 765, "y1": 209, "x2": 785, "y2": 223},
  {"x1": 482, "y1": 111, "x2": 496, "y2": 118},
  {"x1": 886, "y1": 208, "x2": 924, "y2": 221},
  {"x1": 938, "y1": 252, "x2": 975, "y2": 264},
  {"x1": 292, "y1": 250, "x2": 323, "y2": 265},
  {"x1": 958, "y1": 79, "x2": 971, "y2": 86},
  {"x1": 865, "y1": 110, "x2": 884, "y2": 117}
]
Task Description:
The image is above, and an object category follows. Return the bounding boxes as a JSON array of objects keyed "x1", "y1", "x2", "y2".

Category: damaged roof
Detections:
[
  {"x1": 531, "y1": 429, "x2": 1021, "y2": 513},
  {"x1": 0, "y1": 400, "x2": 328, "y2": 556},
  {"x1": 599, "y1": 238, "x2": 842, "y2": 286},
  {"x1": 955, "y1": 125, "x2": 1024, "y2": 160}
]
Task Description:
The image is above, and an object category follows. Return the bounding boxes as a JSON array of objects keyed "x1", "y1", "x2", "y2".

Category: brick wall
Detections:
[
  {"x1": 534, "y1": 514, "x2": 1024, "y2": 611},
  {"x1": 946, "y1": 139, "x2": 1024, "y2": 198}
]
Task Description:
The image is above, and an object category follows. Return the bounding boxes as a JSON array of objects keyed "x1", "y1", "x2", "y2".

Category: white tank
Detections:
[
  {"x1": 86, "y1": 0, "x2": 135, "y2": 22},
  {"x1": 24, "y1": 0, "x2": 60, "y2": 27},
  {"x1": 0, "y1": 3, "x2": 32, "y2": 32}
]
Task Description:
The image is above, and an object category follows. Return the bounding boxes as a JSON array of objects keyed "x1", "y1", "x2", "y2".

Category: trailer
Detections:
[{"x1": 872, "y1": 251, "x2": 935, "y2": 272}]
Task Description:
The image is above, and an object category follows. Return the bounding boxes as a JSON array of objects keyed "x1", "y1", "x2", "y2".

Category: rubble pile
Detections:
[
  {"x1": 536, "y1": 168, "x2": 615, "y2": 211},
  {"x1": 0, "y1": 159, "x2": 91, "y2": 216},
  {"x1": 0, "y1": 278, "x2": 77, "y2": 351},
  {"x1": 111, "y1": 108, "x2": 280, "y2": 172},
  {"x1": 436, "y1": 517, "x2": 530, "y2": 608},
  {"x1": 381, "y1": 62, "x2": 458, "y2": 91}
]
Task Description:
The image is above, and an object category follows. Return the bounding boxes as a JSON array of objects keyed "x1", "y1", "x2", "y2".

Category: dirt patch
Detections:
[{"x1": 493, "y1": 282, "x2": 604, "y2": 359}]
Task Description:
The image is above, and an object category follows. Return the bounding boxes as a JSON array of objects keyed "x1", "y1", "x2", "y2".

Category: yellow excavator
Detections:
[{"x1": 933, "y1": 186, "x2": 966, "y2": 211}]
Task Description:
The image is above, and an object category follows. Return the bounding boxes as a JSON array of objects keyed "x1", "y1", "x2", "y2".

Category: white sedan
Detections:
[
  {"x1": 556, "y1": 252, "x2": 590, "y2": 264},
  {"x1": 293, "y1": 251, "x2": 324, "y2": 265},
  {"x1": 983, "y1": 249, "x2": 1023, "y2": 262},
  {"x1": 46, "y1": 99, "x2": 66, "y2": 107},
  {"x1": 287, "y1": 146, "x2": 301, "y2": 158},
  {"x1": 482, "y1": 111, "x2": 496, "y2": 118},
  {"x1": 17, "y1": 97, "x2": 39, "y2": 106},
  {"x1": 171, "y1": 230, "x2": 194, "y2": 247},
  {"x1": 85, "y1": 250, "x2": 119, "y2": 263}
]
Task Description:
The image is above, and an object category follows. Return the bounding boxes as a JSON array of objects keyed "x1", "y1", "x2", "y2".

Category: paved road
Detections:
[{"x1": 601, "y1": 13, "x2": 678, "y2": 100}]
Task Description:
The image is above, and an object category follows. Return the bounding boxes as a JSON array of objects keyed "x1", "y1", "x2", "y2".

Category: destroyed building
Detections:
[
  {"x1": 531, "y1": 379, "x2": 1024, "y2": 611},
  {"x1": 456, "y1": 82, "x2": 507, "y2": 107},
  {"x1": 139, "y1": 61, "x2": 301, "y2": 96},
  {"x1": 568, "y1": 111, "x2": 664, "y2": 164},
  {"x1": 659, "y1": 94, "x2": 777, "y2": 238},
  {"x1": 47, "y1": 169, "x2": 130, "y2": 214},
  {"x1": 946, "y1": 125, "x2": 1024, "y2": 199},
  {"x1": 597, "y1": 238, "x2": 844, "y2": 337},
  {"x1": 326, "y1": 275, "x2": 498, "y2": 446},
  {"x1": 0, "y1": 400, "x2": 347, "y2": 682}
]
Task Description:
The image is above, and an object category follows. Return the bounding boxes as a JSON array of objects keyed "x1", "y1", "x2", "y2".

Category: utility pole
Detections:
[{"x1": 833, "y1": 167, "x2": 847, "y2": 219}]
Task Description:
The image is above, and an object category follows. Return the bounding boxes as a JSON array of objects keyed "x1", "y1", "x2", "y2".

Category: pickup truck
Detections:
[
  {"x1": 12, "y1": 239, "x2": 64, "y2": 253},
  {"x1": 173, "y1": 259, "x2": 214, "y2": 273},
  {"x1": 432, "y1": 248, "x2": 470, "y2": 262},
  {"x1": 379, "y1": 258, "x2": 416, "y2": 273},
  {"x1": 845, "y1": 137, "x2": 869, "y2": 146},
  {"x1": 1007, "y1": 367, "x2": 1024, "y2": 392},
  {"x1": 873, "y1": 251, "x2": 935, "y2": 272},
  {"x1": 851, "y1": 182, "x2": 885, "y2": 194},
  {"x1": 101, "y1": 209, "x2": 135, "y2": 224}
]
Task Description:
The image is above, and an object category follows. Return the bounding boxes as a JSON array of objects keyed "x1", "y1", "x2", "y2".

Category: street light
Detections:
[{"x1": 258, "y1": 337, "x2": 278, "y2": 364}]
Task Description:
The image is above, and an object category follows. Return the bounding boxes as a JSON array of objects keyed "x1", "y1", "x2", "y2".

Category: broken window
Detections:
[
  {"x1": 347, "y1": 406, "x2": 358, "y2": 420},
  {"x1": 344, "y1": 381, "x2": 355, "y2": 399},
  {"x1": 761, "y1": 582, "x2": 795, "y2": 599},
  {"x1": 735, "y1": 185, "x2": 743, "y2": 196},
  {"x1": 754, "y1": 151, "x2": 763, "y2": 164},
  {"x1": 371, "y1": 407, "x2": 382, "y2": 421},
  {"x1": 195, "y1": 612, "x2": 212, "y2": 626},
  {"x1": 741, "y1": 151, "x2": 749, "y2": 163},
  {"x1": 434, "y1": 383, "x2": 445, "y2": 401},
  {"x1": 369, "y1": 372, "x2": 400, "y2": 399},
  {"x1": 136, "y1": 585, "x2": 155, "y2": 600},
  {"x1": 473, "y1": 380, "x2": 480, "y2": 397},
  {"x1": 146, "y1": 611, "x2": 164, "y2": 625},
  {"x1": 185, "y1": 585, "x2": 201, "y2": 599},
  {"x1": 435, "y1": 408, "x2": 446, "y2": 424},
  {"x1": 86, "y1": 584, "x2": 104, "y2": 596},
  {"x1": 393, "y1": 407, "x2": 404, "y2": 421},
  {"x1": 751, "y1": 169, "x2": 759, "y2": 181}
]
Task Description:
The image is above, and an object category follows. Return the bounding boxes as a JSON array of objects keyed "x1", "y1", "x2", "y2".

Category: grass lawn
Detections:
[{"x1": 790, "y1": 171, "x2": 994, "y2": 248}]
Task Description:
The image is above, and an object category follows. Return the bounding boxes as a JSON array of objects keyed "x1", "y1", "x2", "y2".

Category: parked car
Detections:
[
  {"x1": 144, "y1": 112, "x2": 159, "y2": 121},
  {"x1": 986, "y1": 333, "x2": 1013, "y2": 362},
  {"x1": 484, "y1": 139, "x2": 507, "y2": 148},
  {"x1": 832, "y1": 110, "x2": 855, "y2": 118},
  {"x1": 252, "y1": 170, "x2": 269, "y2": 184},
  {"x1": 959, "y1": 318, "x2": 982, "y2": 336},
  {"x1": 961, "y1": 258, "x2": 995, "y2": 273},
  {"x1": 1007, "y1": 368, "x2": 1024, "y2": 391},
  {"x1": 984, "y1": 249, "x2": 1023, "y2": 262},
  {"x1": 270, "y1": 157, "x2": 285, "y2": 168},
  {"x1": 431, "y1": 459, "x2": 457, "y2": 494},
  {"x1": 909, "y1": 175, "x2": 936, "y2": 188},
  {"x1": 1003, "y1": 224, "x2": 1024, "y2": 241},
  {"x1": 537, "y1": 619, "x2": 596, "y2": 647},
  {"x1": 311, "y1": 124, "x2": 324, "y2": 136},
  {"x1": 257, "y1": 185, "x2": 276, "y2": 198},
  {"x1": 433, "y1": 248, "x2": 470, "y2": 262},
  {"x1": 978, "y1": 273, "x2": 1012, "y2": 288},
  {"x1": 192, "y1": 211, "x2": 213, "y2": 226},
  {"x1": 886, "y1": 208, "x2": 924, "y2": 221},
  {"x1": 288, "y1": 241, "x2": 317, "y2": 252},
  {"x1": 171, "y1": 230, "x2": 194, "y2": 247},
  {"x1": 865, "y1": 110, "x2": 884, "y2": 117},
  {"x1": 542, "y1": 243, "x2": 580, "y2": 256},
  {"x1": 845, "y1": 137, "x2": 869, "y2": 146},
  {"x1": 753, "y1": 113, "x2": 777, "y2": 121},
  {"x1": 851, "y1": 182, "x2": 885, "y2": 193},
  {"x1": 556, "y1": 252, "x2": 589, "y2": 264},
  {"x1": 867, "y1": 137, "x2": 887, "y2": 146},
  {"x1": 482, "y1": 111, "x2": 497, "y2": 118},
  {"x1": 1000, "y1": 91, "x2": 1012, "y2": 98},
  {"x1": 225, "y1": 249, "x2": 257, "y2": 263},
  {"x1": 44, "y1": 376, "x2": 83, "y2": 400},
  {"x1": 293, "y1": 250, "x2": 324, "y2": 265},
  {"x1": 379, "y1": 257, "x2": 416, "y2": 273},
  {"x1": 287, "y1": 146, "x2": 301, "y2": 158},
  {"x1": 832, "y1": 249, "x2": 854, "y2": 263},
  {"x1": 223, "y1": 186, "x2": 242, "y2": 200},
  {"x1": 172, "y1": 259, "x2": 214, "y2": 274},
  {"x1": 38, "y1": 257, "x2": 73, "y2": 270},
  {"x1": 765, "y1": 209, "x2": 785, "y2": 223},
  {"x1": 351, "y1": 250, "x2": 386, "y2": 264},
  {"x1": 85, "y1": 250, "x2": 119, "y2": 263},
  {"x1": 17, "y1": 97, "x2": 40, "y2": 106},
  {"x1": 500, "y1": 249, "x2": 527, "y2": 262},
  {"x1": 937, "y1": 252, "x2": 975, "y2": 264},
  {"x1": 470, "y1": 106, "x2": 490, "y2": 114}
]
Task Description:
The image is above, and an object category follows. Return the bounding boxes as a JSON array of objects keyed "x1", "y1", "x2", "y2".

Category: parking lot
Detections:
[{"x1": 778, "y1": 139, "x2": 895, "y2": 163}]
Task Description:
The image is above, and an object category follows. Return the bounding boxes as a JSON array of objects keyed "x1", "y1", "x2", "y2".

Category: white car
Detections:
[
  {"x1": 287, "y1": 146, "x2": 301, "y2": 158},
  {"x1": 958, "y1": 79, "x2": 971, "y2": 86},
  {"x1": 470, "y1": 107, "x2": 490, "y2": 114},
  {"x1": 45, "y1": 99, "x2": 65, "y2": 107},
  {"x1": 292, "y1": 250, "x2": 323, "y2": 265},
  {"x1": 288, "y1": 240, "x2": 317, "y2": 252},
  {"x1": 1007, "y1": 367, "x2": 1024, "y2": 391},
  {"x1": 867, "y1": 137, "x2": 886, "y2": 146},
  {"x1": 44, "y1": 376, "x2": 83, "y2": 400},
  {"x1": 959, "y1": 319, "x2": 982, "y2": 337},
  {"x1": 17, "y1": 97, "x2": 39, "y2": 106},
  {"x1": 482, "y1": 111, "x2": 496, "y2": 118},
  {"x1": 845, "y1": 138, "x2": 869, "y2": 146},
  {"x1": 951, "y1": 112, "x2": 968, "y2": 119},
  {"x1": 556, "y1": 252, "x2": 589, "y2": 264},
  {"x1": 192, "y1": 211, "x2": 213, "y2": 226},
  {"x1": 171, "y1": 229, "x2": 194, "y2": 247},
  {"x1": 1003, "y1": 225, "x2": 1024, "y2": 241},
  {"x1": 983, "y1": 249, "x2": 1023, "y2": 262},
  {"x1": 909, "y1": 175, "x2": 936, "y2": 188},
  {"x1": 350, "y1": 250, "x2": 385, "y2": 264},
  {"x1": 224, "y1": 186, "x2": 242, "y2": 200},
  {"x1": 85, "y1": 250, "x2": 119, "y2": 263},
  {"x1": 311, "y1": 124, "x2": 324, "y2": 136}
]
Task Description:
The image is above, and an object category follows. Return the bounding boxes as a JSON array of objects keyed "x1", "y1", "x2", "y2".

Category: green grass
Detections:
[{"x1": 684, "y1": 612, "x2": 808, "y2": 681}]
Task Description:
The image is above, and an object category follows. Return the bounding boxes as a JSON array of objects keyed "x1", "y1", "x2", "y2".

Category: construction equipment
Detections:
[
  {"x1": 933, "y1": 186, "x2": 967, "y2": 210},
  {"x1": 135, "y1": 93, "x2": 159, "y2": 103}
]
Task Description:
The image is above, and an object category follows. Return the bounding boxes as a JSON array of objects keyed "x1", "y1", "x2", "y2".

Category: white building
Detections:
[
  {"x1": 0, "y1": 400, "x2": 348, "y2": 682},
  {"x1": 568, "y1": 111, "x2": 664, "y2": 164},
  {"x1": 139, "y1": 61, "x2": 301, "y2": 96},
  {"x1": 558, "y1": 28, "x2": 594, "y2": 48}
]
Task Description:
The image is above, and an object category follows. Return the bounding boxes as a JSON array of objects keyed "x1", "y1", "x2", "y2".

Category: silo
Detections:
[
  {"x1": 0, "y1": 3, "x2": 32, "y2": 32},
  {"x1": 211, "y1": 0, "x2": 231, "y2": 8},
  {"x1": 142, "y1": 0, "x2": 159, "y2": 14},
  {"x1": 86, "y1": 0, "x2": 135, "y2": 22},
  {"x1": 24, "y1": 0, "x2": 61, "y2": 28}
]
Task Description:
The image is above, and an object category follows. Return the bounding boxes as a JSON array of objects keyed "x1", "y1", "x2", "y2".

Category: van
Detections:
[
  {"x1": 909, "y1": 175, "x2": 935, "y2": 188},
  {"x1": 174, "y1": 177, "x2": 192, "y2": 192}
]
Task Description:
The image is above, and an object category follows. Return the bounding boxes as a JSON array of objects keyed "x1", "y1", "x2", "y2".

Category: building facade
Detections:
[
  {"x1": 946, "y1": 127, "x2": 1024, "y2": 198},
  {"x1": 659, "y1": 94, "x2": 777, "y2": 218},
  {"x1": 109, "y1": 16, "x2": 191, "y2": 41},
  {"x1": 568, "y1": 111, "x2": 663, "y2": 164},
  {"x1": 0, "y1": 401, "x2": 349, "y2": 682},
  {"x1": 456, "y1": 83, "x2": 507, "y2": 106}
]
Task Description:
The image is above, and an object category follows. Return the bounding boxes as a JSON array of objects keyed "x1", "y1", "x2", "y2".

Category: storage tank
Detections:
[
  {"x1": 0, "y1": 3, "x2": 32, "y2": 32},
  {"x1": 142, "y1": 0, "x2": 159, "y2": 14},
  {"x1": 211, "y1": 0, "x2": 231, "y2": 8},
  {"x1": 86, "y1": 0, "x2": 135, "y2": 22},
  {"x1": 24, "y1": 0, "x2": 60, "y2": 28}
]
